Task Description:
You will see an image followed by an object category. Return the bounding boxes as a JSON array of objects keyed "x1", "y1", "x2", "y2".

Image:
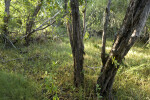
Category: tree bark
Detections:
[
  {"x1": 70, "y1": 0, "x2": 85, "y2": 87},
  {"x1": 97, "y1": 0, "x2": 150, "y2": 99},
  {"x1": 25, "y1": 0, "x2": 43, "y2": 45},
  {"x1": 3, "y1": 0, "x2": 11, "y2": 41},
  {"x1": 101, "y1": 0, "x2": 111, "y2": 67}
]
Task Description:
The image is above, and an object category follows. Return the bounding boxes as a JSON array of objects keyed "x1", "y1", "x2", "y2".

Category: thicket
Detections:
[{"x1": 0, "y1": 0, "x2": 150, "y2": 100}]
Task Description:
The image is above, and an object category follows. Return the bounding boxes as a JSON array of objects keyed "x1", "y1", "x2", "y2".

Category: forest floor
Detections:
[{"x1": 0, "y1": 37, "x2": 150, "y2": 100}]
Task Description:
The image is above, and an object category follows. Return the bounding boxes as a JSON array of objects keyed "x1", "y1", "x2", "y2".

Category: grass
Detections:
[
  {"x1": 0, "y1": 37, "x2": 150, "y2": 100},
  {"x1": 0, "y1": 71, "x2": 39, "y2": 100}
]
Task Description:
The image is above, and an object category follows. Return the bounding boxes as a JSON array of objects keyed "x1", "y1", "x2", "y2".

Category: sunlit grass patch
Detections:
[
  {"x1": 114, "y1": 44, "x2": 150, "y2": 99},
  {"x1": 114, "y1": 65, "x2": 150, "y2": 100}
]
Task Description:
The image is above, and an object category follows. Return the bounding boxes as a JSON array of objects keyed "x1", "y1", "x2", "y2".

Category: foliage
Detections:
[{"x1": 96, "y1": 84, "x2": 102, "y2": 99}]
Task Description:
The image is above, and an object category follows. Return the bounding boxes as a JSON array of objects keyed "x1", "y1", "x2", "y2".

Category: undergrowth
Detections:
[{"x1": 0, "y1": 37, "x2": 150, "y2": 100}]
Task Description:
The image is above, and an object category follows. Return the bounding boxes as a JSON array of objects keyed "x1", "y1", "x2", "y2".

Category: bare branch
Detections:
[
  {"x1": 0, "y1": 54, "x2": 40, "y2": 63},
  {"x1": 30, "y1": 20, "x2": 56, "y2": 34},
  {"x1": 34, "y1": 11, "x2": 60, "y2": 30},
  {"x1": 27, "y1": 11, "x2": 67, "y2": 35}
]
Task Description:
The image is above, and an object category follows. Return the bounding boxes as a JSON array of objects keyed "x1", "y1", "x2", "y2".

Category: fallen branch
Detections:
[
  {"x1": 0, "y1": 54, "x2": 40, "y2": 63},
  {"x1": 2, "y1": 33, "x2": 17, "y2": 49}
]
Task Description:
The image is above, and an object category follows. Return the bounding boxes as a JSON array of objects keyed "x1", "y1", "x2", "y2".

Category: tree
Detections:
[
  {"x1": 2, "y1": 0, "x2": 11, "y2": 43},
  {"x1": 25, "y1": 0, "x2": 43, "y2": 45},
  {"x1": 3, "y1": 0, "x2": 11, "y2": 35},
  {"x1": 97, "y1": 0, "x2": 150, "y2": 99},
  {"x1": 101, "y1": 0, "x2": 111, "y2": 67},
  {"x1": 70, "y1": 0, "x2": 85, "y2": 87}
]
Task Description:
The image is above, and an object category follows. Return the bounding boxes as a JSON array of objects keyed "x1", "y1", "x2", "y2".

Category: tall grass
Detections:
[{"x1": 0, "y1": 37, "x2": 150, "y2": 99}]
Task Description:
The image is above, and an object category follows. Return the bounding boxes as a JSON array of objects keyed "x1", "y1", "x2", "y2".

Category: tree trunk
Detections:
[
  {"x1": 2, "y1": 0, "x2": 11, "y2": 43},
  {"x1": 3, "y1": 0, "x2": 11, "y2": 35},
  {"x1": 70, "y1": 0, "x2": 85, "y2": 87},
  {"x1": 97, "y1": 0, "x2": 150, "y2": 99},
  {"x1": 101, "y1": 0, "x2": 111, "y2": 67},
  {"x1": 25, "y1": 0, "x2": 43, "y2": 46}
]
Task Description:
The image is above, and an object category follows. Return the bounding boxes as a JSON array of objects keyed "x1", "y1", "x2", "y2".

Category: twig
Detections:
[{"x1": 142, "y1": 39, "x2": 150, "y2": 48}]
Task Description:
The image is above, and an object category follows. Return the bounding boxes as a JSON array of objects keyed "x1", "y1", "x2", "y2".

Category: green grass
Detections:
[
  {"x1": 0, "y1": 37, "x2": 150, "y2": 100},
  {"x1": 0, "y1": 71, "x2": 39, "y2": 100}
]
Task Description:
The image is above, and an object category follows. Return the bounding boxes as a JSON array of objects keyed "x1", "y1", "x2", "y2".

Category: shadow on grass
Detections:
[{"x1": 0, "y1": 71, "x2": 40, "y2": 100}]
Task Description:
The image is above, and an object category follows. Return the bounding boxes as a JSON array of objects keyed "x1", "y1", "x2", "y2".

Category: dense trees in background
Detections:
[
  {"x1": 0, "y1": 0, "x2": 150, "y2": 99},
  {"x1": 0, "y1": 0, "x2": 149, "y2": 46},
  {"x1": 0, "y1": 0, "x2": 63, "y2": 46}
]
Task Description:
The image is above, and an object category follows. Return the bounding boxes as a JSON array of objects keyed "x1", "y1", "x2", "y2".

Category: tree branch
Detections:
[
  {"x1": 30, "y1": 11, "x2": 60, "y2": 33},
  {"x1": 26, "y1": 11, "x2": 67, "y2": 36}
]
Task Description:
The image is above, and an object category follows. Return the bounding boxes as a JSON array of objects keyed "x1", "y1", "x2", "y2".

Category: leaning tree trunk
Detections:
[
  {"x1": 70, "y1": 0, "x2": 85, "y2": 87},
  {"x1": 97, "y1": 0, "x2": 150, "y2": 99},
  {"x1": 25, "y1": 0, "x2": 43, "y2": 45}
]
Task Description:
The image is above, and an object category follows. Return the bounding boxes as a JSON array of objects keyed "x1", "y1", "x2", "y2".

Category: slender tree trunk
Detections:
[
  {"x1": 2, "y1": 0, "x2": 11, "y2": 43},
  {"x1": 65, "y1": 0, "x2": 73, "y2": 49},
  {"x1": 25, "y1": 0, "x2": 43, "y2": 45},
  {"x1": 101, "y1": 0, "x2": 111, "y2": 67},
  {"x1": 3, "y1": 0, "x2": 11, "y2": 35},
  {"x1": 70, "y1": 0, "x2": 85, "y2": 87},
  {"x1": 97, "y1": 0, "x2": 150, "y2": 99},
  {"x1": 82, "y1": 0, "x2": 87, "y2": 37}
]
